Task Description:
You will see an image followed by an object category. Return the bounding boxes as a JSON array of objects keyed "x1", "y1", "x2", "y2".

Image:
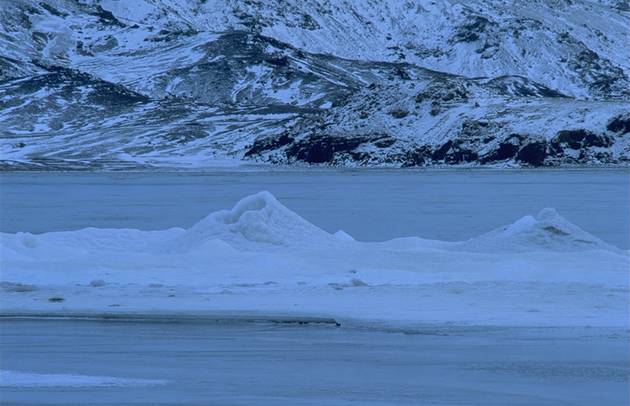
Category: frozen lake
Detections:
[
  {"x1": 1, "y1": 319, "x2": 628, "y2": 405},
  {"x1": 1, "y1": 169, "x2": 628, "y2": 404},
  {"x1": 1, "y1": 169, "x2": 628, "y2": 248}
]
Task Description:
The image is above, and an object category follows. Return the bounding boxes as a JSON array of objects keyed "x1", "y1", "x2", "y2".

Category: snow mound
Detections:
[
  {"x1": 333, "y1": 230, "x2": 354, "y2": 242},
  {"x1": 176, "y1": 191, "x2": 334, "y2": 249},
  {"x1": 457, "y1": 208, "x2": 617, "y2": 253}
]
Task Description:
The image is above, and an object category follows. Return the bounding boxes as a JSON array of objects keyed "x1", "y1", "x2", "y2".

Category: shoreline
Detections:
[{"x1": 1, "y1": 165, "x2": 630, "y2": 175}]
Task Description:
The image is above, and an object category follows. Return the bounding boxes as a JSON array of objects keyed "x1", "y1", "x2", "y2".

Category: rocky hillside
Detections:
[{"x1": 1, "y1": 0, "x2": 628, "y2": 169}]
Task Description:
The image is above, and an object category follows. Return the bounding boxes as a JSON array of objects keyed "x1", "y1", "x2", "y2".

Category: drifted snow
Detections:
[
  {"x1": 178, "y1": 191, "x2": 334, "y2": 248},
  {"x1": 0, "y1": 192, "x2": 627, "y2": 329},
  {"x1": 455, "y1": 208, "x2": 620, "y2": 253}
]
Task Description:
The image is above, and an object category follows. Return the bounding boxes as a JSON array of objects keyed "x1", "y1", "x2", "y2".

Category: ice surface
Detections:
[
  {"x1": 2, "y1": 320, "x2": 628, "y2": 405},
  {"x1": 0, "y1": 191, "x2": 627, "y2": 329},
  {"x1": 0, "y1": 370, "x2": 166, "y2": 388}
]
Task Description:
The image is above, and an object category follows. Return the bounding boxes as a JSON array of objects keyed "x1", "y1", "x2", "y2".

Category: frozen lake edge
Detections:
[
  {"x1": 1, "y1": 318, "x2": 628, "y2": 405},
  {"x1": 2, "y1": 171, "x2": 628, "y2": 330}
]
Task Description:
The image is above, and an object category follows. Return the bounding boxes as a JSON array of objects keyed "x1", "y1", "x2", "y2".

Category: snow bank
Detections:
[
  {"x1": 176, "y1": 191, "x2": 335, "y2": 249},
  {"x1": 1, "y1": 192, "x2": 627, "y2": 329},
  {"x1": 456, "y1": 208, "x2": 620, "y2": 253}
]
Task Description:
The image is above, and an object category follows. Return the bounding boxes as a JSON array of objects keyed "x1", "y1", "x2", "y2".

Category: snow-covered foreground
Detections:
[{"x1": 1, "y1": 191, "x2": 627, "y2": 329}]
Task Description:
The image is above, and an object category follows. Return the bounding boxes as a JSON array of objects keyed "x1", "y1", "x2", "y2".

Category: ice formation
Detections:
[{"x1": 1, "y1": 192, "x2": 627, "y2": 329}]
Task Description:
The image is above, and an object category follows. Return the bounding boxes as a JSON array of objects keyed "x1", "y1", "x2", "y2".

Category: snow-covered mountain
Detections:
[{"x1": 1, "y1": 0, "x2": 628, "y2": 169}]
